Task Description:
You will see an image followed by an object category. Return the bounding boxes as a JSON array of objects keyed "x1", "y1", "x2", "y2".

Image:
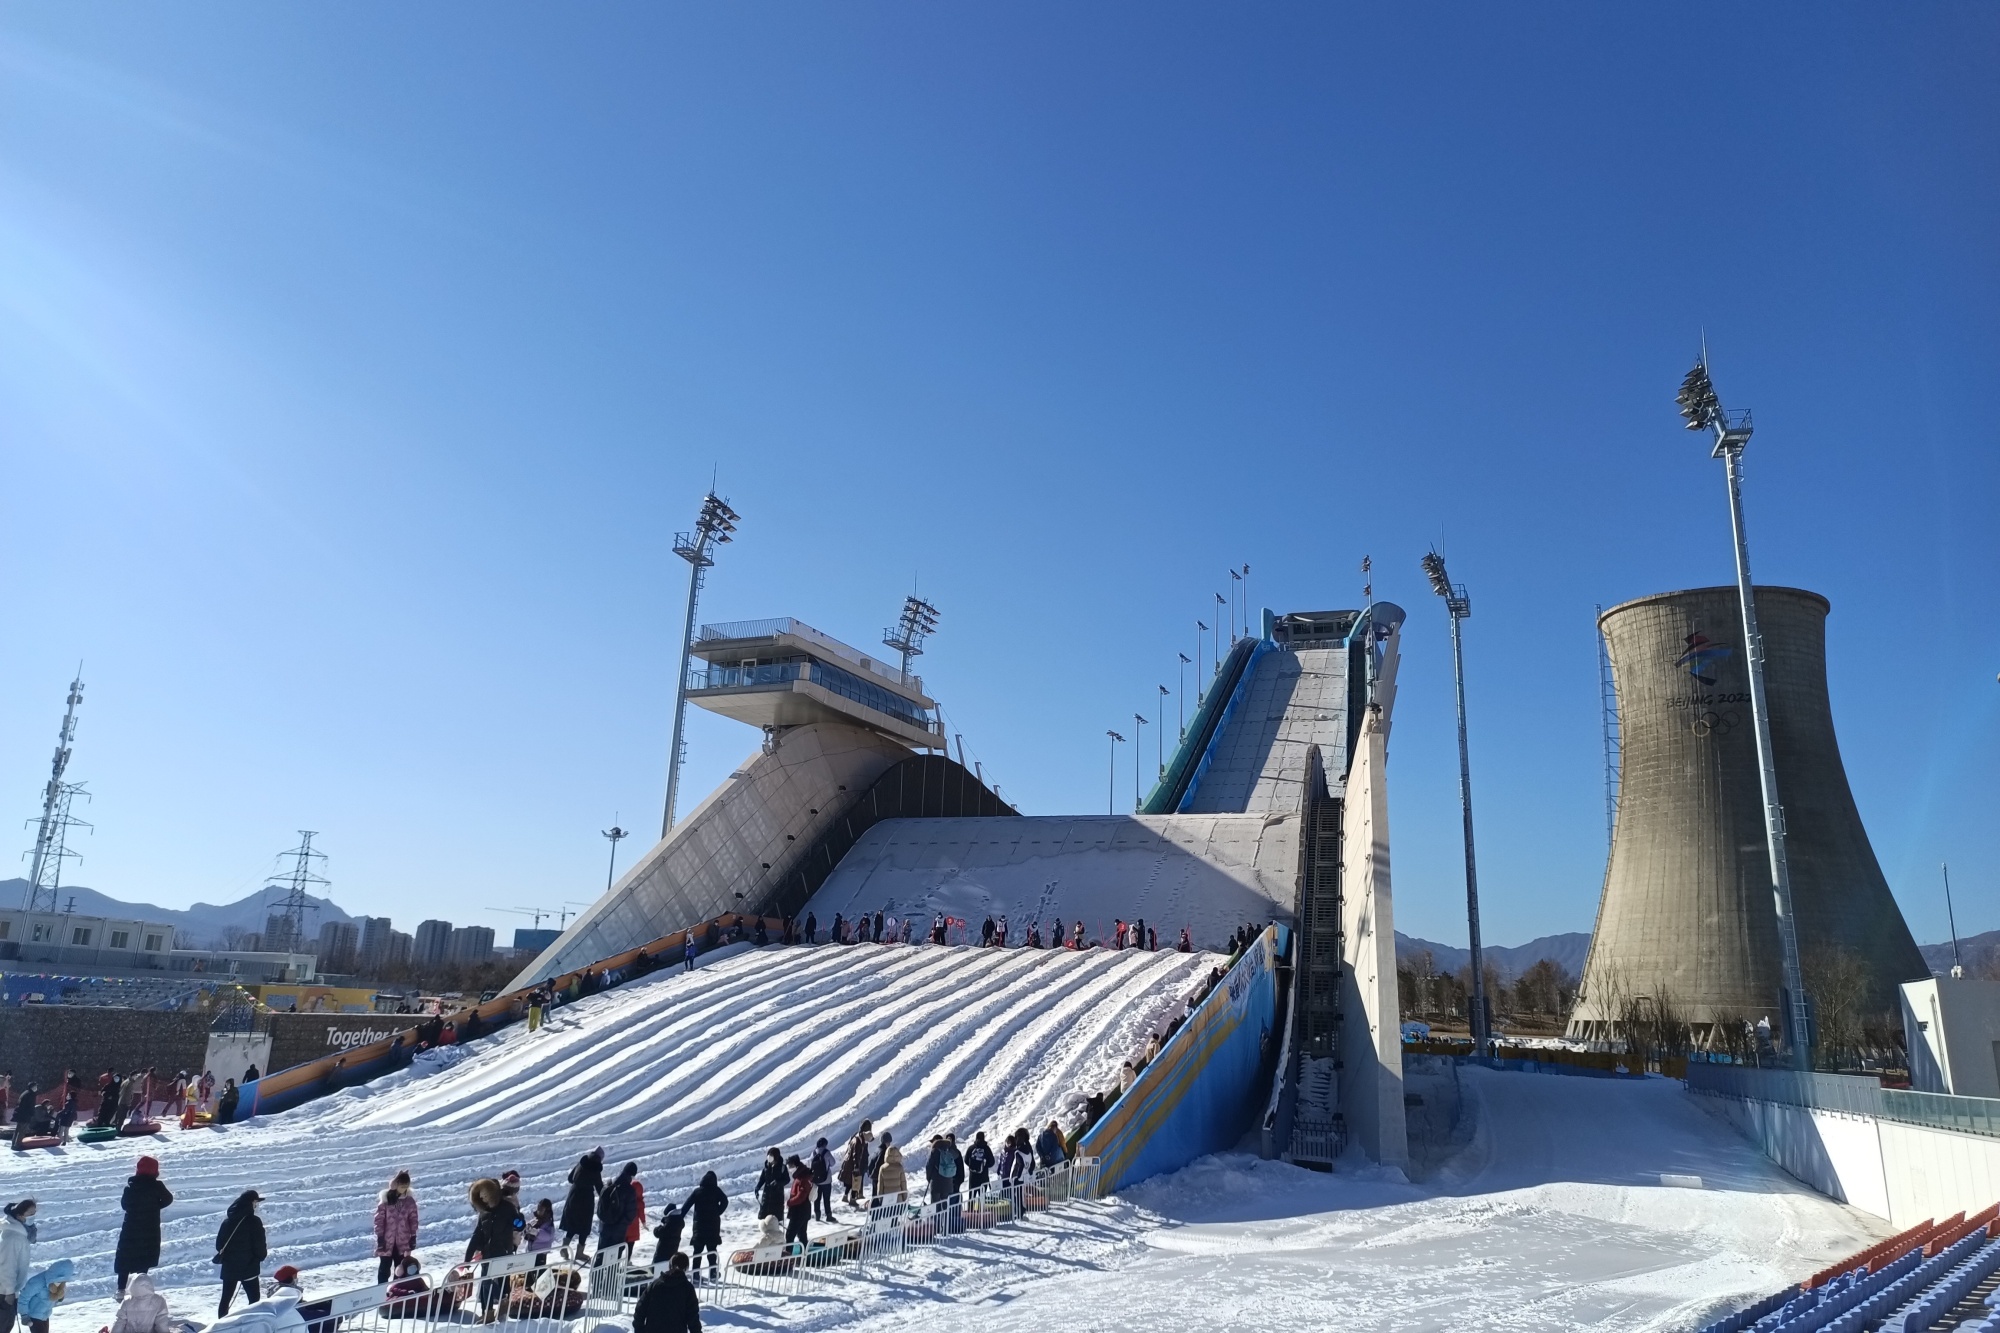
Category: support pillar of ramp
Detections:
[{"x1": 1340, "y1": 717, "x2": 1408, "y2": 1168}]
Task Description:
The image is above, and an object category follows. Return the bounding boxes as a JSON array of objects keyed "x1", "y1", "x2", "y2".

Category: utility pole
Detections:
[
  {"x1": 662, "y1": 491, "x2": 740, "y2": 839},
  {"x1": 22, "y1": 671, "x2": 85, "y2": 913},
  {"x1": 1677, "y1": 357, "x2": 1811, "y2": 1069},
  {"x1": 1105, "y1": 730, "x2": 1124, "y2": 815},
  {"x1": 1422, "y1": 551, "x2": 1488, "y2": 1057},
  {"x1": 1942, "y1": 863, "x2": 1962, "y2": 977},
  {"x1": 602, "y1": 823, "x2": 628, "y2": 895}
]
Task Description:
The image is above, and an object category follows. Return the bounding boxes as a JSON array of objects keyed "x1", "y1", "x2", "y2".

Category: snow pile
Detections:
[{"x1": 3, "y1": 941, "x2": 1211, "y2": 1326}]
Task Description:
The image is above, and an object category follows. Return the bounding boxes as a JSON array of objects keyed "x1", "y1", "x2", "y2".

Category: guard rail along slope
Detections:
[{"x1": 1077, "y1": 923, "x2": 1287, "y2": 1194}]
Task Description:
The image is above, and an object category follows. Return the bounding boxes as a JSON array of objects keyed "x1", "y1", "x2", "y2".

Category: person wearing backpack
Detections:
[
  {"x1": 807, "y1": 1139, "x2": 837, "y2": 1222},
  {"x1": 783, "y1": 1163, "x2": 812, "y2": 1252}
]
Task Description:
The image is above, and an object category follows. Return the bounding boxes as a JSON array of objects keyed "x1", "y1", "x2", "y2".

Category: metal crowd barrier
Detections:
[{"x1": 273, "y1": 1157, "x2": 1103, "y2": 1331}]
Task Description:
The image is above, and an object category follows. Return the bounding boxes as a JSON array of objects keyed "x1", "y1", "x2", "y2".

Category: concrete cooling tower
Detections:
[{"x1": 1568, "y1": 586, "x2": 1924, "y2": 1042}]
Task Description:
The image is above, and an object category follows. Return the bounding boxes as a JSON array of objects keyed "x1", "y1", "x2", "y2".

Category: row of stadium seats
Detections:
[{"x1": 1700, "y1": 1204, "x2": 1999, "y2": 1333}]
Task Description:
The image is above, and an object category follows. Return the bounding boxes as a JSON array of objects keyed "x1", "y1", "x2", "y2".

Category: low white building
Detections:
[
  {"x1": 1900, "y1": 975, "x2": 2000, "y2": 1098},
  {"x1": 0, "y1": 906, "x2": 176, "y2": 968}
]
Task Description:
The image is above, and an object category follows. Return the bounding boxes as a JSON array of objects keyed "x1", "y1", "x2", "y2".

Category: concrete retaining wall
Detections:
[
  {"x1": 0, "y1": 1007, "x2": 210, "y2": 1088},
  {"x1": 1696, "y1": 1092, "x2": 2000, "y2": 1225}
]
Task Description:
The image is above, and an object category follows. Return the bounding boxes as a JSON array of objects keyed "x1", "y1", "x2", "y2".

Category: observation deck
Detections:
[{"x1": 686, "y1": 617, "x2": 943, "y2": 750}]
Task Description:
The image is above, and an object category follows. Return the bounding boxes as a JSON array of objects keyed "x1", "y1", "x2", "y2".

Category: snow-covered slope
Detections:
[
  {"x1": 6, "y1": 940, "x2": 1212, "y2": 1319},
  {"x1": 802, "y1": 814, "x2": 1297, "y2": 952}
]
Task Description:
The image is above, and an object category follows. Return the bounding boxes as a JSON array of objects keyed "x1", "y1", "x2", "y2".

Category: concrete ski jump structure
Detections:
[{"x1": 511, "y1": 603, "x2": 1411, "y2": 1171}]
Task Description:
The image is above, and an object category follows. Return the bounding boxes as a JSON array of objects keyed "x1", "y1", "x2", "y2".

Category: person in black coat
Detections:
[
  {"x1": 465, "y1": 1178, "x2": 518, "y2": 1321},
  {"x1": 681, "y1": 1172, "x2": 728, "y2": 1280},
  {"x1": 214, "y1": 1190, "x2": 268, "y2": 1316},
  {"x1": 116, "y1": 1155, "x2": 174, "y2": 1295},
  {"x1": 964, "y1": 1133, "x2": 995, "y2": 1191},
  {"x1": 650, "y1": 1202, "x2": 685, "y2": 1267},
  {"x1": 595, "y1": 1163, "x2": 638, "y2": 1261},
  {"x1": 632, "y1": 1252, "x2": 701, "y2": 1333},
  {"x1": 560, "y1": 1149, "x2": 603, "y2": 1257},
  {"x1": 753, "y1": 1148, "x2": 785, "y2": 1220}
]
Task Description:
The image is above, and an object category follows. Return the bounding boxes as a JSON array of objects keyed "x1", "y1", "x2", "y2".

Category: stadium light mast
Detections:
[
  {"x1": 882, "y1": 594, "x2": 941, "y2": 686},
  {"x1": 1422, "y1": 550, "x2": 1489, "y2": 1057},
  {"x1": 602, "y1": 823, "x2": 628, "y2": 895},
  {"x1": 662, "y1": 490, "x2": 740, "y2": 839},
  {"x1": 1678, "y1": 357, "x2": 1811, "y2": 1069},
  {"x1": 1105, "y1": 730, "x2": 1125, "y2": 815},
  {"x1": 1132, "y1": 713, "x2": 1148, "y2": 811}
]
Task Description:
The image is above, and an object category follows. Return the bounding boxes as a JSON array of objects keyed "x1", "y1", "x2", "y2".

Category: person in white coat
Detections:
[
  {"x1": 108, "y1": 1275, "x2": 175, "y2": 1333},
  {"x1": 0, "y1": 1200, "x2": 39, "y2": 1333}
]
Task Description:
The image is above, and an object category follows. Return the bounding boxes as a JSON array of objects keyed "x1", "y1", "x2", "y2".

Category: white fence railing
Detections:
[{"x1": 278, "y1": 1157, "x2": 1102, "y2": 1330}]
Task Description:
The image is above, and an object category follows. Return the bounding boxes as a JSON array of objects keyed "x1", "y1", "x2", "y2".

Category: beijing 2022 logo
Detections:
[{"x1": 1675, "y1": 631, "x2": 1731, "y2": 686}]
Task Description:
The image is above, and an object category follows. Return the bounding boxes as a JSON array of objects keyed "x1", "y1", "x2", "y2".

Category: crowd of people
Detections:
[
  {"x1": 0, "y1": 920, "x2": 1267, "y2": 1333},
  {"x1": 0, "y1": 1107, "x2": 1096, "y2": 1333},
  {"x1": 3, "y1": 1071, "x2": 250, "y2": 1149},
  {"x1": 805, "y1": 908, "x2": 1206, "y2": 954}
]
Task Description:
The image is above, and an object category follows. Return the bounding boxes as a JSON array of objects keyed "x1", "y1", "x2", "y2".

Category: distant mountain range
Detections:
[
  {"x1": 0, "y1": 878, "x2": 357, "y2": 949},
  {"x1": 1919, "y1": 929, "x2": 2000, "y2": 979},
  {"x1": 1396, "y1": 928, "x2": 1993, "y2": 985},
  {"x1": 1395, "y1": 931, "x2": 1592, "y2": 982}
]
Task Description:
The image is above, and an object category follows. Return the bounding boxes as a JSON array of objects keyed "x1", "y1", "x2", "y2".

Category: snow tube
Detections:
[
  {"x1": 727, "y1": 1243, "x2": 802, "y2": 1276},
  {"x1": 13, "y1": 1135, "x2": 60, "y2": 1150},
  {"x1": 76, "y1": 1126, "x2": 120, "y2": 1143},
  {"x1": 119, "y1": 1120, "x2": 164, "y2": 1137}
]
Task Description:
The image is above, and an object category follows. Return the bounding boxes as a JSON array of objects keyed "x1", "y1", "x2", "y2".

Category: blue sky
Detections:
[{"x1": 2, "y1": 5, "x2": 1995, "y2": 951}]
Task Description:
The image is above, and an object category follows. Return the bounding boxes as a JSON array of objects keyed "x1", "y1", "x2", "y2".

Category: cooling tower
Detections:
[{"x1": 1569, "y1": 586, "x2": 1924, "y2": 1041}]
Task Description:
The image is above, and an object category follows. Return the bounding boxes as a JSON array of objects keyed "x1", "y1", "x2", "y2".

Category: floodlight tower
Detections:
[
  {"x1": 1105, "y1": 730, "x2": 1125, "y2": 815},
  {"x1": 883, "y1": 595, "x2": 941, "y2": 685},
  {"x1": 1422, "y1": 550, "x2": 1489, "y2": 1057},
  {"x1": 22, "y1": 671, "x2": 85, "y2": 913},
  {"x1": 1132, "y1": 713, "x2": 1148, "y2": 811},
  {"x1": 1676, "y1": 357, "x2": 1811, "y2": 1068},
  {"x1": 662, "y1": 491, "x2": 740, "y2": 838},
  {"x1": 602, "y1": 823, "x2": 628, "y2": 895}
]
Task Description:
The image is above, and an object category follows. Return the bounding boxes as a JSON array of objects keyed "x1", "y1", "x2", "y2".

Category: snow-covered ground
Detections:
[
  {"x1": 8, "y1": 948, "x2": 1886, "y2": 1333},
  {"x1": 4, "y1": 941, "x2": 1211, "y2": 1330},
  {"x1": 700, "y1": 1066, "x2": 1883, "y2": 1332}
]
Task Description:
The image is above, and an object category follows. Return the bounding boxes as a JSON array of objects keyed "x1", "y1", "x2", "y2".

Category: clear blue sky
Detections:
[{"x1": 2, "y1": 6, "x2": 1995, "y2": 951}]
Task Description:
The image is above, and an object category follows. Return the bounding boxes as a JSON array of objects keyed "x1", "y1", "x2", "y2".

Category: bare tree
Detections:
[{"x1": 1802, "y1": 943, "x2": 1872, "y2": 1069}]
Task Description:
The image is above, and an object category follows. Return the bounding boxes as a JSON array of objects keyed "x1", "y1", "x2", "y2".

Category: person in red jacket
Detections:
[{"x1": 626, "y1": 1179, "x2": 646, "y2": 1249}]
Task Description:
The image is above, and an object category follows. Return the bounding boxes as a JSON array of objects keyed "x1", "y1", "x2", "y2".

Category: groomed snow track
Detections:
[{"x1": 10, "y1": 942, "x2": 1215, "y2": 1313}]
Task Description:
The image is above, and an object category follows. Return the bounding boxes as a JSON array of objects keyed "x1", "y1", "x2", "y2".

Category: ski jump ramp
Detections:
[{"x1": 514, "y1": 604, "x2": 1411, "y2": 1168}]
